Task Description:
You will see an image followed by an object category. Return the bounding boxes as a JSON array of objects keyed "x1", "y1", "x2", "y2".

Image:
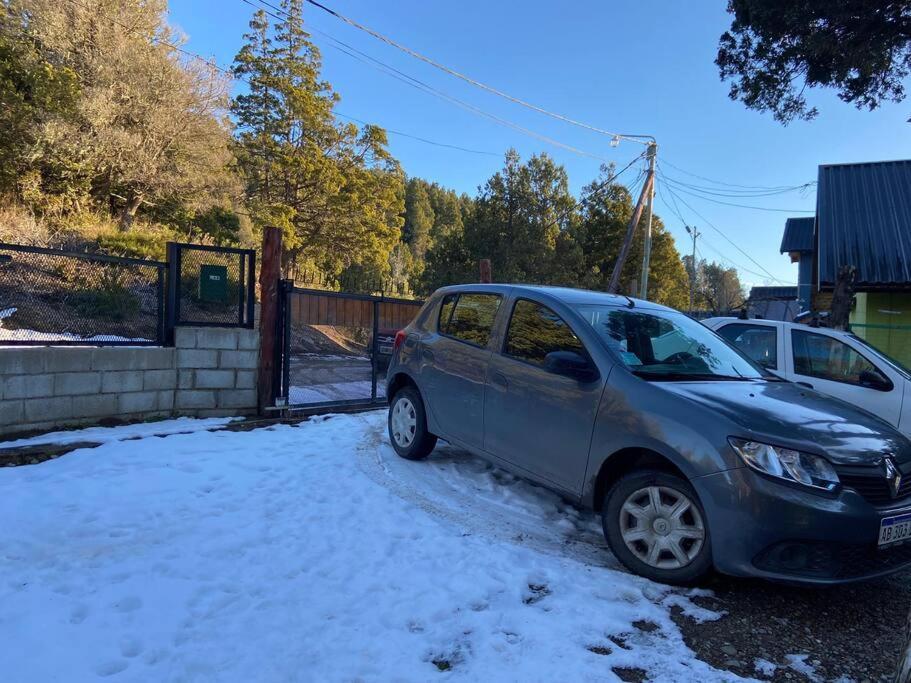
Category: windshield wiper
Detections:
[{"x1": 631, "y1": 370, "x2": 753, "y2": 381}]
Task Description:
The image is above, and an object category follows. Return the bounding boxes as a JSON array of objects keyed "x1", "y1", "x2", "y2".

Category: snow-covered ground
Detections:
[
  {"x1": 0, "y1": 411, "x2": 740, "y2": 682},
  {"x1": 0, "y1": 307, "x2": 151, "y2": 343}
]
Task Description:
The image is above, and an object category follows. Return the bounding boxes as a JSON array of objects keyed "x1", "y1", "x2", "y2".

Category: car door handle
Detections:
[
  {"x1": 490, "y1": 371, "x2": 508, "y2": 388},
  {"x1": 795, "y1": 381, "x2": 813, "y2": 389},
  {"x1": 422, "y1": 348, "x2": 435, "y2": 362}
]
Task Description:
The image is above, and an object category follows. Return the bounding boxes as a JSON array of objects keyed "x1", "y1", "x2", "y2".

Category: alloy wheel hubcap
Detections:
[
  {"x1": 391, "y1": 397, "x2": 417, "y2": 448},
  {"x1": 619, "y1": 485, "x2": 705, "y2": 570}
]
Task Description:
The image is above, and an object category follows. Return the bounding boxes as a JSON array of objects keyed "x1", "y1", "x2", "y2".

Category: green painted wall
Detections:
[{"x1": 850, "y1": 292, "x2": 911, "y2": 368}]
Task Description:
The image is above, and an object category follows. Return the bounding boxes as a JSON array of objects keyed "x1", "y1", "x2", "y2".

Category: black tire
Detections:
[
  {"x1": 388, "y1": 386, "x2": 437, "y2": 460},
  {"x1": 602, "y1": 469, "x2": 713, "y2": 585}
]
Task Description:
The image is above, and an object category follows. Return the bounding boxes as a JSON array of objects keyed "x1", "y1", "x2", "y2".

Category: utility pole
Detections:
[
  {"x1": 608, "y1": 143, "x2": 656, "y2": 294},
  {"x1": 638, "y1": 142, "x2": 658, "y2": 300},
  {"x1": 685, "y1": 225, "x2": 701, "y2": 312}
]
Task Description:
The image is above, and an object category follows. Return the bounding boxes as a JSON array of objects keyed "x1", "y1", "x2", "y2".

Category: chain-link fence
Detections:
[
  {"x1": 166, "y1": 242, "x2": 255, "y2": 331},
  {"x1": 0, "y1": 243, "x2": 166, "y2": 345}
]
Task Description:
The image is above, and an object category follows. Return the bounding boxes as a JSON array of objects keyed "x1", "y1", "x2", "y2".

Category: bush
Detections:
[
  {"x1": 94, "y1": 225, "x2": 180, "y2": 261},
  {"x1": 71, "y1": 268, "x2": 140, "y2": 322}
]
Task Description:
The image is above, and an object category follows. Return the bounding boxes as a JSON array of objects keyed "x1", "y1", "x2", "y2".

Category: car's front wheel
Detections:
[
  {"x1": 602, "y1": 469, "x2": 712, "y2": 585},
  {"x1": 388, "y1": 386, "x2": 437, "y2": 460}
]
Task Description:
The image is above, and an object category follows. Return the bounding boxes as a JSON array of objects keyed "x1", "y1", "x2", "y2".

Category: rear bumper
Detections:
[{"x1": 695, "y1": 467, "x2": 911, "y2": 584}]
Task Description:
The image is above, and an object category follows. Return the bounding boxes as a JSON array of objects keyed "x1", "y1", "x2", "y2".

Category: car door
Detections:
[
  {"x1": 786, "y1": 327, "x2": 903, "y2": 427},
  {"x1": 483, "y1": 298, "x2": 603, "y2": 494},
  {"x1": 714, "y1": 321, "x2": 783, "y2": 375},
  {"x1": 420, "y1": 292, "x2": 502, "y2": 450}
]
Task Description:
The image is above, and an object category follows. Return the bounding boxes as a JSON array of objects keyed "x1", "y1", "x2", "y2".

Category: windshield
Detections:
[
  {"x1": 849, "y1": 333, "x2": 911, "y2": 379},
  {"x1": 576, "y1": 305, "x2": 767, "y2": 380}
]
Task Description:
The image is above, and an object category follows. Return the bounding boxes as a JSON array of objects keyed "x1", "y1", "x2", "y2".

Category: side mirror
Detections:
[
  {"x1": 544, "y1": 351, "x2": 598, "y2": 381},
  {"x1": 859, "y1": 369, "x2": 892, "y2": 391}
]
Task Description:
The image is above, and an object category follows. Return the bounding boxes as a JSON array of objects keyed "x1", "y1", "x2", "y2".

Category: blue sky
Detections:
[{"x1": 169, "y1": 0, "x2": 911, "y2": 289}]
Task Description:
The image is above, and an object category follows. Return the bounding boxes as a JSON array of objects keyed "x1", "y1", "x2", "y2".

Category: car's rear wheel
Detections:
[
  {"x1": 388, "y1": 386, "x2": 437, "y2": 460},
  {"x1": 602, "y1": 469, "x2": 712, "y2": 585}
]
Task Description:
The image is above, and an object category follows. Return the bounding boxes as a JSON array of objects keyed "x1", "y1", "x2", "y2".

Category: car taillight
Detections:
[{"x1": 393, "y1": 330, "x2": 407, "y2": 353}]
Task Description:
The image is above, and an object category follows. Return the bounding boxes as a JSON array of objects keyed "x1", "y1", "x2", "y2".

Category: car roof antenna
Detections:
[{"x1": 622, "y1": 294, "x2": 635, "y2": 308}]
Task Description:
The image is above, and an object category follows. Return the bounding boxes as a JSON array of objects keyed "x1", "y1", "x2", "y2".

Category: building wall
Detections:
[
  {"x1": 851, "y1": 292, "x2": 911, "y2": 368},
  {"x1": 0, "y1": 326, "x2": 259, "y2": 437}
]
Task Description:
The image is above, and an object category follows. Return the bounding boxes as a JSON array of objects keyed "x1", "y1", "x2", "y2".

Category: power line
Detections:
[
  {"x1": 539, "y1": 150, "x2": 647, "y2": 233},
  {"x1": 660, "y1": 157, "x2": 812, "y2": 192},
  {"x1": 659, "y1": 173, "x2": 815, "y2": 213},
  {"x1": 658, "y1": 170, "x2": 816, "y2": 199},
  {"x1": 61, "y1": 0, "x2": 520, "y2": 160},
  {"x1": 656, "y1": 174, "x2": 792, "y2": 285},
  {"x1": 294, "y1": 0, "x2": 652, "y2": 145},
  {"x1": 658, "y1": 186, "x2": 794, "y2": 283},
  {"x1": 335, "y1": 112, "x2": 499, "y2": 156},
  {"x1": 239, "y1": 0, "x2": 613, "y2": 161}
]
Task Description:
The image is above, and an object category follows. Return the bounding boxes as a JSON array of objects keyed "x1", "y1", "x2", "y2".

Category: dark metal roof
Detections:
[
  {"x1": 817, "y1": 160, "x2": 911, "y2": 288},
  {"x1": 748, "y1": 286, "x2": 798, "y2": 301},
  {"x1": 779, "y1": 217, "x2": 815, "y2": 253}
]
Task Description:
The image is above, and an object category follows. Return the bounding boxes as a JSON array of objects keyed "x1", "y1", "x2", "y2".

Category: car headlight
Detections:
[{"x1": 729, "y1": 438, "x2": 839, "y2": 492}]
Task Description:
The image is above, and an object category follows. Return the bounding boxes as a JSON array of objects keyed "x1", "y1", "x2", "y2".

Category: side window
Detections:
[
  {"x1": 504, "y1": 299, "x2": 586, "y2": 366},
  {"x1": 717, "y1": 323, "x2": 778, "y2": 369},
  {"x1": 792, "y1": 330, "x2": 890, "y2": 388},
  {"x1": 439, "y1": 293, "x2": 501, "y2": 347}
]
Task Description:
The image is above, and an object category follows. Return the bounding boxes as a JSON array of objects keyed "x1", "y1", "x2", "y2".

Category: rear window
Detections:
[
  {"x1": 717, "y1": 323, "x2": 778, "y2": 369},
  {"x1": 438, "y1": 293, "x2": 501, "y2": 347}
]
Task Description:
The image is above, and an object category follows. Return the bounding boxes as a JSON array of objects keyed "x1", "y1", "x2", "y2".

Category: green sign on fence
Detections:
[{"x1": 199, "y1": 264, "x2": 228, "y2": 303}]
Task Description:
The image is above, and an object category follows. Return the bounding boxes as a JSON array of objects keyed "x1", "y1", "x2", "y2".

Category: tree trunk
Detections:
[
  {"x1": 828, "y1": 265, "x2": 856, "y2": 330},
  {"x1": 118, "y1": 194, "x2": 143, "y2": 232}
]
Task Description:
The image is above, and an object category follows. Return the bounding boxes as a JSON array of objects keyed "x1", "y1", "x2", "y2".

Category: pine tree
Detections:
[{"x1": 231, "y1": 0, "x2": 403, "y2": 279}]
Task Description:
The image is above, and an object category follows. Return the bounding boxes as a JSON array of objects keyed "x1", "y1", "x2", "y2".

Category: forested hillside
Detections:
[{"x1": 0, "y1": 0, "x2": 742, "y2": 309}]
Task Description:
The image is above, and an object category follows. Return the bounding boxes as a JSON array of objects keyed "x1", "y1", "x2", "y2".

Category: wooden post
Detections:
[
  {"x1": 608, "y1": 170, "x2": 654, "y2": 294},
  {"x1": 479, "y1": 259, "x2": 492, "y2": 283},
  {"x1": 257, "y1": 226, "x2": 282, "y2": 414}
]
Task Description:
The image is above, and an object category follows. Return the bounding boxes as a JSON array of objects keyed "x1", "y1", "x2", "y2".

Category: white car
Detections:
[{"x1": 703, "y1": 317, "x2": 911, "y2": 438}]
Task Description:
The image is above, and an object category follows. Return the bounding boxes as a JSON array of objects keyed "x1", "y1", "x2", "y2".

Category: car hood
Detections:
[{"x1": 657, "y1": 379, "x2": 911, "y2": 466}]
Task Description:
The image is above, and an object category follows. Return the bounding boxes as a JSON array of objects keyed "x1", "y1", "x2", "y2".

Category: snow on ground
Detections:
[
  {"x1": 784, "y1": 654, "x2": 821, "y2": 682},
  {"x1": 0, "y1": 416, "x2": 238, "y2": 449},
  {"x1": 0, "y1": 411, "x2": 738, "y2": 682},
  {"x1": 289, "y1": 380, "x2": 385, "y2": 404},
  {"x1": 0, "y1": 329, "x2": 151, "y2": 342},
  {"x1": 0, "y1": 306, "x2": 151, "y2": 343}
]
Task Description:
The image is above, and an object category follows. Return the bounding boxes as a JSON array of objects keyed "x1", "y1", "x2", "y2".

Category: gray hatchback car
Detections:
[{"x1": 385, "y1": 284, "x2": 911, "y2": 585}]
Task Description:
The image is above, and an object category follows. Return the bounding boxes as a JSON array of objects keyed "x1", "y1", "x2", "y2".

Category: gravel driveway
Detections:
[{"x1": 675, "y1": 571, "x2": 908, "y2": 682}]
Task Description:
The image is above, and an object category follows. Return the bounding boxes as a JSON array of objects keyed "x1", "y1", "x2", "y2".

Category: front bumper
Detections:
[{"x1": 695, "y1": 467, "x2": 911, "y2": 584}]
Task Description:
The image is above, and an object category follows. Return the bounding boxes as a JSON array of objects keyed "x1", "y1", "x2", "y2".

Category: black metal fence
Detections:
[
  {"x1": 0, "y1": 241, "x2": 256, "y2": 347},
  {"x1": 166, "y1": 242, "x2": 255, "y2": 333},
  {"x1": 0, "y1": 243, "x2": 166, "y2": 345},
  {"x1": 274, "y1": 283, "x2": 424, "y2": 410}
]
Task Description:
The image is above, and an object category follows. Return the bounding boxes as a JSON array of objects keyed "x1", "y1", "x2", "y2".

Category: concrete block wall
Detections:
[
  {"x1": 0, "y1": 326, "x2": 260, "y2": 437},
  {"x1": 173, "y1": 327, "x2": 260, "y2": 417}
]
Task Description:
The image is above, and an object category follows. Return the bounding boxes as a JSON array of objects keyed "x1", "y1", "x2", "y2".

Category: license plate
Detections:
[
  {"x1": 879, "y1": 511, "x2": 911, "y2": 546},
  {"x1": 379, "y1": 345, "x2": 393, "y2": 355}
]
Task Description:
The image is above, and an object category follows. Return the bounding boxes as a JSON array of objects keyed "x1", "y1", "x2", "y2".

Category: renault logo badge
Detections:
[{"x1": 883, "y1": 457, "x2": 902, "y2": 498}]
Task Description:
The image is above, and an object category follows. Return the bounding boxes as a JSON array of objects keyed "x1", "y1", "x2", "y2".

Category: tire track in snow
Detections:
[{"x1": 351, "y1": 411, "x2": 623, "y2": 572}]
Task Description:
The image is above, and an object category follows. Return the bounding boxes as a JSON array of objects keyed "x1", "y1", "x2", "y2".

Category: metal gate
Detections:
[{"x1": 275, "y1": 284, "x2": 423, "y2": 409}]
